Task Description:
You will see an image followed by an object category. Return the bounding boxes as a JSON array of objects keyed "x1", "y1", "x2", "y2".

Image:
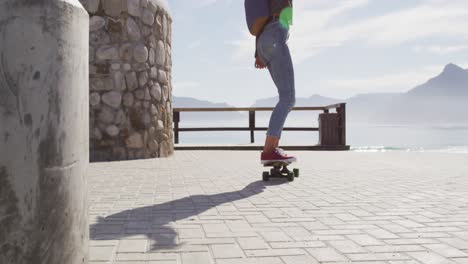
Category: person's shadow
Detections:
[{"x1": 90, "y1": 180, "x2": 286, "y2": 251}]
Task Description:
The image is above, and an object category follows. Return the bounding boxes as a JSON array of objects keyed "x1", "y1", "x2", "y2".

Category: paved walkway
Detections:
[{"x1": 89, "y1": 151, "x2": 468, "y2": 264}]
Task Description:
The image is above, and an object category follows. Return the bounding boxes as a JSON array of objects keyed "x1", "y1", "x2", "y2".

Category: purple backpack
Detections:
[{"x1": 245, "y1": 0, "x2": 270, "y2": 36}]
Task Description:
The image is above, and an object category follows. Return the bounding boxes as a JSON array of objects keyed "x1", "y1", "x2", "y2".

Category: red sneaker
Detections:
[{"x1": 261, "y1": 148, "x2": 297, "y2": 164}]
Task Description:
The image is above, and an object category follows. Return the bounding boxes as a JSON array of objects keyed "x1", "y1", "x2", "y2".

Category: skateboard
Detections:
[{"x1": 262, "y1": 161, "x2": 299, "y2": 182}]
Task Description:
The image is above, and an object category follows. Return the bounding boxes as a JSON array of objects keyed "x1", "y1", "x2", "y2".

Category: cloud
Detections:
[
  {"x1": 231, "y1": 0, "x2": 468, "y2": 64},
  {"x1": 413, "y1": 45, "x2": 468, "y2": 55}
]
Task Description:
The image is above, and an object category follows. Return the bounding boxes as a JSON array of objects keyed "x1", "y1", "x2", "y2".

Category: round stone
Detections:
[
  {"x1": 106, "y1": 125, "x2": 120, "y2": 137},
  {"x1": 133, "y1": 44, "x2": 148, "y2": 63},
  {"x1": 148, "y1": 48, "x2": 155, "y2": 66},
  {"x1": 135, "y1": 89, "x2": 145, "y2": 100},
  {"x1": 90, "y1": 16, "x2": 106, "y2": 31},
  {"x1": 150, "y1": 83, "x2": 162, "y2": 101},
  {"x1": 102, "y1": 91, "x2": 122, "y2": 108},
  {"x1": 159, "y1": 141, "x2": 171, "y2": 157},
  {"x1": 96, "y1": 46, "x2": 119, "y2": 60},
  {"x1": 126, "y1": 17, "x2": 141, "y2": 41},
  {"x1": 123, "y1": 63, "x2": 132, "y2": 71},
  {"x1": 162, "y1": 15, "x2": 168, "y2": 41},
  {"x1": 113, "y1": 71, "x2": 126, "y2": 91},
  {"x1": 150, "y1": 104, "x2": 158, "y2": 116},
  {"x1": 138, "y1": 71, "x2": 148, "y2": 86},
  {"x1": 92, "y1": 127, "x2": 103, "y2": 140},
  {"x1": 158, "y1": 70, "x2": 168, "y2": 84},
  {"x1": 87, "y1": 0, "x2": 100, "y2": 13},
  {"x1": 144, "y1": 87, "x2": 151, "y2": 100},
  {"x1": 150, "y1": 67, "x2": 158, "y2": 79},
  {"x1": 156, "y1": 40, "x2": 165, "y2": 66},
  {"x1": 141, "y1": 26, "x2": 152, "y2": 37},
  {"x1": 98, "y1": 107, "x2": 114, "y2": 124},
  {"x1": 90, "y1": 92, "x2": 101, "y2": 106},
  {"x1": 149, "y1": 139, "x2": 159, "y2": 152},
  {"x1": 148, "y1": 0, "x2": 158, "y2": 13},
  {"x1": 123, "y1": 92, "x2": 134, "y2": 107},
  {"x1": 156, "y1": 120, "x2": 164, "y2": 130},
  {"x1": 111, "y1": 63, "x2": 121, "y2": 70},
  {"x1": 142, "y1": 9, "x2": 155, "y2": 26},
  {"x1": 143, "y1": 112, "x2": 151, "y2": 126},
  {"x1": 115, "y1": 110, "x2": 125, "y2": 124},
  {"x1": 126, "y1": 132, "x2": 144, "y2": 148},
  {"x1": 127, "y1": 0, "x2": 141, "y2": 17},
  {"x1": 103, "y1": 0, "x2": 123, "y2": 17},
  {"x1": 125, "y1": 72, "x2": 138, "y2": 91},
  {"x1": 162, "y1": 85, "x2": 169, "y2": 102}
]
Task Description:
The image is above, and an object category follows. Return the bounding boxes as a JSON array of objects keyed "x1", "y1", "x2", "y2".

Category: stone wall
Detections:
[{"x1": 81, "y1": 0, "x2": 174, "y2": 161}]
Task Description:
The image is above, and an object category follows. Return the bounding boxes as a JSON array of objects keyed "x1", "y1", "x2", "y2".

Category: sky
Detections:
[{"x1": 169, "y1": 0, "x2": 468, "y2": 106}]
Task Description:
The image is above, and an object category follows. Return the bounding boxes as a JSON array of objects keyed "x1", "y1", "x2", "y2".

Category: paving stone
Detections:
[
  {"x1": 244, "y1": 248, "x2": 305, "y2": 257},
  {"x1": 90, "y1": 246, "x2": 116, "y2": 261},
  {"x1": 424, "y1": 244, "x2": 468, "y2": 258},
  {"x1": 216, "y1": 257, "x2": 283, "y2": 264},
  {"x1": 269, "y1": 241, "x2": 325, "y2": 249},
  {"x1": 366, "y1": 245, "x2": 426, "y2": 253},
  {"x1": 329, "y1": 240, "x2": 367, "y2": 253},
  {"x1": 211, "y1": 244, "x2": 244, "y2": 259},
  {"x1": 260, "y1": 231, "x2": 292, "y2": 242},
  {"x1": 118, "y1": 239, "x2": 148, "y2": 253},
  {"x1": 306, "y1": 247, "x2": 349, "y2": 262},
  {"x1": 348, "y1": 234, "x2": 385, "y2": 246},
  {"x1": 346, "y1": 252, "x2": 411, "y2": 261},
  {"x1": 407, "y1": 251, "x2": 457, "y2": 264},
  {"x1": 181, "y1": 252, "x2": 213, "y2": 264},
  {"x1": 237, "y1": 237, "x2": 269, "y2": 250},
  {"x1": 281, "y1": 255, "x2": 319, "y2": 264}
]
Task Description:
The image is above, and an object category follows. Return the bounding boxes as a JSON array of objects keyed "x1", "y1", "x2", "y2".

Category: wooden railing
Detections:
[{"x1": 173, "y1": 103, "x2": 348, "y2": 150}]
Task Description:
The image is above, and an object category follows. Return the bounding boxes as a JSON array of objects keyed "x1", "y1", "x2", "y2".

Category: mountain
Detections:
[
  {"x1": 348, "y1": 63, "x2": 468, "y2": 124},
  {"x1": 173, "y1": 96, "x2": 245, "y2": 121},
  {"x1": 408, "y1": 63, "x2": 468, "y2": 96},
  {"x1": 174, "y1": 96, "x2": 235, "y2": 109},
  {"x1": 252, "y1": 94, "x2": 341, "y2": 107}
]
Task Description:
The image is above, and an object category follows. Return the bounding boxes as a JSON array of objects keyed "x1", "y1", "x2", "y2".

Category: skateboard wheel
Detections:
[
  {"x1": 293, "y1": 168, "x2": 299, "y2": 177},
  {"x1": 262, "y1": 171, "x2": 270, "y2": 181},
  {"x1": 287, "y1": 173, "x2": 294, "y2": 182}
]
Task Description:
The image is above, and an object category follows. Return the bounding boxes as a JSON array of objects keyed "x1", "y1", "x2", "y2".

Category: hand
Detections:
[{"x1": 255, "y1": 56, "x2": 267, "y2": 69}]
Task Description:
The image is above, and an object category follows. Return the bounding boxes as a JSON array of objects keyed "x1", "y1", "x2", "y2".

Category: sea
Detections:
[{"x1": 176, "y1": 114, "x2": 468, "y2": 153}]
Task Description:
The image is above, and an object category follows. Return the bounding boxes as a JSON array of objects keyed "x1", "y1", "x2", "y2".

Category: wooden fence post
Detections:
[
  {"x1": 337, "y1": 103, "x2": 346, "y2": 146},
  {"x1": 173, "y1": 111, "x2": 180, "y2": 144},
  {"x1": 249, "y1": 111, "x2": 255, "y2": 143}
]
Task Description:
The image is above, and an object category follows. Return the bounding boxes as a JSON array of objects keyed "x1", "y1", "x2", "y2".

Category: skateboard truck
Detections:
[{"x1": 262, "y1": 162, "x2": 299, "y2": 182}]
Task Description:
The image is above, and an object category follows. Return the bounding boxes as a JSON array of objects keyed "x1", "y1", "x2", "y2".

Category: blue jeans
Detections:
[{"x1": 257, "y1": 21, "x2": 295, "y2": 138}]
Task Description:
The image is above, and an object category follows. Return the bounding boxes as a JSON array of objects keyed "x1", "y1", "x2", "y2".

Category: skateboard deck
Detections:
[{"x1": 262, "y1": 160, "x2": 299, "y2": 182}]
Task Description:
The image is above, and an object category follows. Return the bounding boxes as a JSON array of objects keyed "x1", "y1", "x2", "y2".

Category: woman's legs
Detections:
[
  {"x1": 257, "y1": 22, "x2": 295, "y2": 155},
  {"x1": 263, "y1": 41, "x2": 295, "y2": 152}
]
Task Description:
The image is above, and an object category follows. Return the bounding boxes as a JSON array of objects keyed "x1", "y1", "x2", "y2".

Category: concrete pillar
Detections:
[{"x1": 0, "y1": 1, "x2": 89, "y2": 264}]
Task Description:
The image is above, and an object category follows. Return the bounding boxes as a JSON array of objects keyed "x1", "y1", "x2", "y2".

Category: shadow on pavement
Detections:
[{"x1": 90, "y1": 179, "x2": 287, "y2": 251}]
